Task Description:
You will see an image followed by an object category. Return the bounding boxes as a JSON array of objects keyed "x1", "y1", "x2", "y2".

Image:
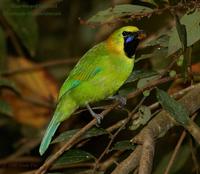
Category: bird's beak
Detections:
[{"x1": 137, "y1": 30, "x2": 146, "y2": 40}]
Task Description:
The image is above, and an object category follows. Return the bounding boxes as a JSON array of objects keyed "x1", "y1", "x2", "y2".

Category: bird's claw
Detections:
[
  {"x1": 118, "y1": 96, "x2": 127, "y2": 108},
  {"x1": 108, "y1": 95, "x2": 127, "y2": 108},
  {"x1": 93, "y1": 113, "x2": 103, "y2": 125},
  {"x1": 86, "y1": 104, "x2": 103, "y2": 125}
]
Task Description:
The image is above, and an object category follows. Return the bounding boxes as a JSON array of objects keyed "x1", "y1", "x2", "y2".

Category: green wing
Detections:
[{"x1": 58, "y1": 43, "x2": 106, "y2": 100}]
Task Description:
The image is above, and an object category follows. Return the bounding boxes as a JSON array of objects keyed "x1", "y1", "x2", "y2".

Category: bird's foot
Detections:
[
  {"x1": 92, "y1": 113, "x2": 103, "y2": 125},
  {"x1": 86, "y1": 104, "x2": 103, "y2": 125},
  {"x1": 108, "y1": 95, "x2": 127, "y2": 108}
]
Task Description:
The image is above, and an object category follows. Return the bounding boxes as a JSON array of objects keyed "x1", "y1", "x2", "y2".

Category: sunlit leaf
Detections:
[
  {"x1": 156, "y1": 88, "x2": 190, "y2": 125},
  {"x1": 54, "y1": 149, "x2": 95, "y2": 167},
  {"x1": 52, "y1": 127, "x2": 108, "y2": 144},
  {"x1": 168, "y1": 10, "x2": 200, "y2": 55},
  {"x1": 2, "y1": 57, "x2": 58, "y2": 128},
  {"x1": 112, "y1": 140, "x2": 135, "y2": 151},
  {"x1": 88, "y1": 4, "x2": 153, "y2": 24},
  {"x1": 0, "y1": 99, "x2": 13, "y2": 116},
  {"x1": 0, "y1": 27, "x2": 6, "y2": 74},
  {"x1": 0, "y1": 0, "x2": 38, "y2": 56}
]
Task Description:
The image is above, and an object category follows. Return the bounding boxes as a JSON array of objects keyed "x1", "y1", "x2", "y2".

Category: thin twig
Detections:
[
  {"x1": 111, "y1": 84, "x2": 200, "y2": 174},
  {"x1": 189, "y1": 137, "x2": 199, "y2": 174},
  {"x1": 0, "y1": 14, "x2": 24, "y2": 56},
  {"x1": 99, "y1": 151, "x2": 122, "y2": 171},
  {"x1": 94, "y1": 97, "x2": 146, "y2": 172},
  {"x1": 164, "y1": 113, "x2": 197, "y2": 174},
  {"x1": 164, "y1": 131, "x2": 187, "y2": 174},
  {"x1": 35, "y1": 76, "x2": 179, "y2": 174},
  {"x1": 35, "y1": 105, "x2": 115, "y2": 174}
]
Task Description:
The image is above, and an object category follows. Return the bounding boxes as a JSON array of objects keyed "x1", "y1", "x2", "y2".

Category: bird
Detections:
[{"x1": 39, "y1": 26, "x2": 146, "y2": 155}]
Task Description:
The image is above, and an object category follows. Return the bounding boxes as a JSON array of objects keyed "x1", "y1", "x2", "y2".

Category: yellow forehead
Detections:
[
  {"x1": 119, "y1": 26, "x2": 139, "y2": 32},
  {"x1": 110, "y1": 26, "x2": 140, "y2": 39}
]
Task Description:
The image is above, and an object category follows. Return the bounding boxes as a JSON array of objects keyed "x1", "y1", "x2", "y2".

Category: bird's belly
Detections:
[{"x1": 69, "y1": 63, "x2": 133, "y2": 106}]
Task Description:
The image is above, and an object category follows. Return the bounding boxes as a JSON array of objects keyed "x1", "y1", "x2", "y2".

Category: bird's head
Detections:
[{"x1": 107, "y1": 26, "x2": 146, "y2": 58}]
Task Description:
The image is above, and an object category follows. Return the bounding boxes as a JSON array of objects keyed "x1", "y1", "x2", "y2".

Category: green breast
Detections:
[{"x1": 69, "y1": 50, "x2": 134, "y2": 106}]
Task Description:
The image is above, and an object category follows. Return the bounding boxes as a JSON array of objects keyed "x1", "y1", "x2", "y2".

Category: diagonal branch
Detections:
[
  {"x1": 111, "y1": 83, "x2": 200, "y2": 174},
  {"x1": 34, "y1": 76, "x2": 176, "y2": 174}
]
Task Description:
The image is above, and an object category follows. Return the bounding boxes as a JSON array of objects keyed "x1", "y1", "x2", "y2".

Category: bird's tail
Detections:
[
  {"x1": 39, "y1": 96, "x2": 78, "y2": 155},
  {"x1": 39, "y1": 113, "x2": 60, "y2": 156}
]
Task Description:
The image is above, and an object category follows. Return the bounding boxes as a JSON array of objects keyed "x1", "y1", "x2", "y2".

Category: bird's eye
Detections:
[
  {"x1": 122, "y1": 31, "x2": 129, "y2": 36},
  {"x1": 122, "y1": 31, "x2": 134, "y2": 37}
]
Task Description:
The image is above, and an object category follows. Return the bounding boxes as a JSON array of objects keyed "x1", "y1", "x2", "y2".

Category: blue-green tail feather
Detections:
[
  {"x1": 39, "y1": 95, "x2": 78, "y2": 156},
  {"x1": 39, "y1": 113, "x2": 61, "y2": 156}
]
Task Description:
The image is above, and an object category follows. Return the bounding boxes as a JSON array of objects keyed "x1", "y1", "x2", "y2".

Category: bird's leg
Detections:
[
  {"x1": 86, "y1": 104, "x2": 103, "y2": 124},
  {"x1": 108, "y1": 95, "x2": 127, "y2": 107}
]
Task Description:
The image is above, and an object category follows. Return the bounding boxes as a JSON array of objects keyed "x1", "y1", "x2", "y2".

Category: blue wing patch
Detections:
[
  {"x1": 58, "y1": 79, "x2": 80, "y2": 99},
  {"x1": 89, "y1": 67, "x2": 102, "y2": 78}
]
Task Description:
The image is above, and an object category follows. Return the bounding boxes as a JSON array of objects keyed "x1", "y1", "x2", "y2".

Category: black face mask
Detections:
[{"x1": 122, "y1": 31, "x2": 139, "y2": 58}]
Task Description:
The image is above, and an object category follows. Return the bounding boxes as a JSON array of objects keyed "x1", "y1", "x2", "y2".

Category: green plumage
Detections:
[{"x1": 39, "y1": 26, "x2": 142, "y2": 155}]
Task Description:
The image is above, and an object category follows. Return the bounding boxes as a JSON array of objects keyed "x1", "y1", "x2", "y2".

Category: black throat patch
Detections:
[{"x1": 123, "y1": 31, "x2": 139, "y2": 58}]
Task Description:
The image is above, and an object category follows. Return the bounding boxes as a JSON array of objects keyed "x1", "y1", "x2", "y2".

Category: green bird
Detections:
[{"x1": 39, "y1": 26, "x2": 145, "y2": 155}]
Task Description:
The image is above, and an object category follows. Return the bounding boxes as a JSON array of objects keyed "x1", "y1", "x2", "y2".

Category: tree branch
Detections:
[{"x1": 111, "y1": 83, "x2": 200, "y2": 174}]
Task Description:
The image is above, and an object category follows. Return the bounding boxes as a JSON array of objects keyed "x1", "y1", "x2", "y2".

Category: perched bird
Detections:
[{"x1": 39, "y1": 26, "x2": 145, "y2": 155}]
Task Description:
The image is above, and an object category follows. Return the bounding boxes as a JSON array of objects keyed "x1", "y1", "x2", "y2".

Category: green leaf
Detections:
[
  {"x1": 126, "y1": 70, "x2": 158, "y2": 83},
  {"x1": 118, "y1": 86, "x2": 137, "y2": 97},
  {"x1": 88, "y1": 4, "x2": 153, "y2": 24},
  {"x1": 54, "y1": 149, "x2": 95, "y2": 167},
  {"x1": 0, "y1": 78, "x2": 20, "y2": 94},
  {"x1": 135, "y1": 53, "x2": 153, "y2": 63},
  {"x1": 140, "y1": 0, "x2": 158, "y2": 7},
  {"x1": 52, "y1": 127, "x2": 108, "y2": 144},
  {"x1": 129, "y1": 105, "x2": 151, "y2": 130},
  {"x1": 112, "y1": 140, "x2": 135, "y2": 151},
  {"x1": 156, "y1": 88, "x2": 190, "y2": 125},
  {"x1": 0, "y1": 0, "x2": 38, "y2": 56},
  {"x1": 176, "y1": 55, "x2": 184, "y2": 66},
  {"x1": 137, "y1": 75, "x2": 158, "y2": 89},
  {"x1": 0, "y1": 27, "x2": 6, "y2": 74},
  {"x1": 175, "y1": 15, "x2": 187, "y2": 50},
  {"x1": 169, "y1": 70, "x2": 176, "y2": 77},
  {"x1": 143, "y1": 90, "x2": 150, "y2": 97},
  {"x1": 0, "y1": 99, "x2": 13, "y2": 116},
  {"x1": 142, "y1": 33, "x2": 170, "y2": 48},
  {"x1": 151, "y1": 47, "x2": 169, "y2": 70},
  {"x1": 168, "y1": 10, "x2": 200, "y2": 55}
]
